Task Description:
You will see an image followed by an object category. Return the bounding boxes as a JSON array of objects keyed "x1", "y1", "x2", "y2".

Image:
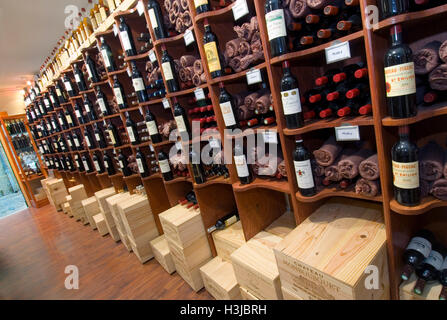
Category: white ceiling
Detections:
[{"x1": 0, "y1": 0, "x2": 89, "y2": 113}]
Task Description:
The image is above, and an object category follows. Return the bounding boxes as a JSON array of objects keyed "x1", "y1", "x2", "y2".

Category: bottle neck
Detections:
[
  {"x1": 399, "y1": 133, "x2": 409, "y2": 141},
  {"x1": 391, "y1": 31, "x2": 402, "y2": 46}
]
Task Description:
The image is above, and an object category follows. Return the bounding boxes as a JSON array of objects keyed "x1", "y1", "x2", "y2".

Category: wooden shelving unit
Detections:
[{"x1": 24, "y1": 0, "x2": 447, "y2": 299}]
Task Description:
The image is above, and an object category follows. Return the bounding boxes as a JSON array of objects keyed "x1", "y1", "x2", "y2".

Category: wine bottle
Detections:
[
  {"x1": 384, "y1": 24, "x2": 417, "y2": 118},
  {"x1": 74, "y1": 63, "x2": 87, "y2": 92},
  {"x1": 337, "y1": 14, "x2": 362, "y2": 32},
  {"x1": 83, "y1": 94, "x2": 97, "y2": 121},
  {"x1": 84, "y1": 129, "x2": 94, "y2": 149},
  {"x1": 103, "y1": 152, "x2": 116, "y2": 175},
  {"x1": 173, "y1": 98, "x2": 190, "y2": 137},
  {"x1": 135, "y1": 148, "x2": 149, "y2": 177},
  {"x1": 234, "y1": 143, "x2": 253, "y2": 185},
  {"x1": 379, "y1": 0, "x2": 410, "y2": 19},
  {"x1": 118, "y1": 16, "x2": 137, "y2": 57},
  {"x1": 113, "y1": 75, "x2": 127, "y2": 109},
  {"x1": 401, "y1": 229, "x2": 436, "y2": 281},
  {"x1": 99, "y1": 36, "x2": 116, "y2": 72},
  {"x1": 63, "y1": 74, "x2": 76, "y2": 97},
  {"x1": 107, "y1": 121, "x2": 121, "y2": 147},
  {"x1": 75, "y1": 155, "x2": 85, "y2": 172},
  {"x1": 49, "y1": 88, "x2": 60, "y2": 108},
  {"x1": 55, "y1": 81, "x2": 68, "y2": 103},
  {"x1": 280, "y1": 61, "x2": 304, "y2": 129},
  {"x1": 194, "y1": 0, "x2": 210, "y2": 14},
  {"x1": 147, "y1": 0, "x2": 167, "y2": 40},
  {"x1": 414, "y1": 244, "x2": 445, "y2": 295},
  {"x1": 82, "y1": 154, "x2": 93, "y2": 173},
  {"x1": 145, "y1": 109, "x2": 162, "y2": 143},
  {"x1": 96, "y1": 86, "x2": 111, "y2": 115},
  {"x1": 118, "y1": 151, "x2": 132, "y2": 176},
  {"x1": 65, "y1": 108, "x2": 74, "y2": 128},
  {"x1": 85, "y1": 52, "x2": 100, "y2": 83},
  {"x1": 160, "y1": 45, "x2": 180, "y2": 93},
  {"x1": 73, "y1": 133, "x2": 82, "y2": 150},
  {"x1": 207, "y1": 212, "x2": 240, "y2": 233},
  {"x1": 203, "y1": 19, "x2": 223, "y2": 78},
  {"x1": 92, "y1": 153, "x2": 105, "y2": 173},
  {"x1": 293, "y1": 138, "x2": 316, "y2": 196},
  {"x1": 74, "y1": 102, "x2": 85, "y2": 124},
  {"x1": 94, "y1": 123, "x2": 106, "y2": 148},
  {"x1": 218, "y1": 82, "x2": 238, "y2": 130},
  {"x1": 190, "y1": 149, "x2": 206, "y2": 184},
  {"x1": 125, "y1": 111, "x2": 140, "y2": 145},
  {"x1": 131, "y1": 62, "x2": 149, "y2": 103},
  {"x1": 43, "y1": 94, "x2": 54, "y2": 112},
  {"x1": 265, "y1": 0, "x2": 287, "y2": 57},
  {"x1": 158, "y1": 151, "x2": 174, "y2": 181},
  {"x1": 391, "y1": 125, "x2": 420, "y2": 206}
]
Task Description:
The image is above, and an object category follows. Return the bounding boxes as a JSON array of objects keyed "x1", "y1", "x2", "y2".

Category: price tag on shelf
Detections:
[
  {"x1": 194, "y1": 87, "x2": 206, "y2": 101},
  {"x1": 335, "y1": 125, "x2": 360, "y2": 141},
  {"x1": 325, "y1": 41, "x2": 351, "y2": 64},
  {"x1": 263, "y1": 131, "x2": 278, "y2": 144},
  {"x1": 176, "y1": 141, "x2": 183, "y2": 150},
  {"x1": 162, "y1": 98, "x2": 170, "y2": 109},
  {"x1": 113, "y1": 24, "x2": 119, "y2": 37},
  {"x1": 246, "y1": 68, "x2": 262, "y2": 85},
  {"x1": 184, "y1": 29, "x2": 195, "y2": 47},
  {"x1": 209, "y1": 138, "x2": 220, "y2": 149},
  {"x1": 148, "y1": 49, "x2": 157, "y2": 63},
  {"x1": 136, "y1": 1, "x2": 145, "y2": 16},
  {"x1": 232, "y1": 0, "x2": 249, "y2": 21}
]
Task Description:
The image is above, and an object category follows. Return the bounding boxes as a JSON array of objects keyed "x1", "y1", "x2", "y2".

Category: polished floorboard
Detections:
[{"x1": 0, "y1": 205, "x2": 213, "y2": 300}]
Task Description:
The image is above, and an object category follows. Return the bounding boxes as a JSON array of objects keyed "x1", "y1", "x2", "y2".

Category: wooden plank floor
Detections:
[{"x1": 0, "y1": 204, "x2": 213, "y2": 300}]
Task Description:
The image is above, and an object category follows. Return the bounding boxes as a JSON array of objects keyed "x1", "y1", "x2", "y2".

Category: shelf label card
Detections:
[
  {"x1": 184, "y1": 29, "x2": 195, "y2": 46},
  {"x1": 162, "y1": 98, "x2": 170, "y2": 109},
  {"x1": 263, "y1": 131, "x2": 278, "y2": 144},
  {"x1": 232, "y1": 0, "x2": 249, "y2": 21},
  {"x1": 246, "y1": 68, "x2": 262, "y2": 85},
  {"x1": 194, "y1": 87, "x2": 206, "y2": 101},
  {"x1": 113, "y1": 24, "x2": 119, "y2": 37},
  {"x1": 149, "y1": 49, "x2": 157, "y2": 63},
  {"x1": 335, "y1": 125, "x2": 360, "y2": 141},
  {"x1": 325, "y1": 41, "x2": 351, "y2": 64},
  {"x1": 136, "y1": 1, "x2": 145, "y2": 16}
]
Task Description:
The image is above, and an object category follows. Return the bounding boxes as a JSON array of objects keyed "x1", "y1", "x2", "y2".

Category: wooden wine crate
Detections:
[
  {"x1": 212, "y1": 221, "x2": 246, "y2": 262},
  {"x1": 264, "y1": 211, "x2": 296, "y2": 239},
  {"x1": 128, "y1": 236, "x2": 153, "y2": 264},
  {"x1": 117, "y1": 228, "x2": 132, "y2": 252},
  {"x1": 106, "y1": 192, "x2": 132, "y2": 244},
  {"x1": 399, "y1": 274, "x2": 443, "y2": 300},
  {"x1": 171, "y1": 253, "x2": 208, "y2": 292},
  {"x1": 94, "y1": 187, "x2": 116, "y2": 213},
  {"x1": 159, "y1": 204, "x2": 205, "y2": 248},
  {"x1": 200, "y1": 257, "x2": 241, "y2": 300},
  {"x1": 150, "y1": 235, "x2": 176, "y2": 274},
  {"x1": 95, "y1": 188, "x2": 120, "y2": 242},
  {"x1": 81, "y1": 197, "x2": 100, "y2": 229},
  {"x1": 93, "y1": 213, "x2": 108, "y2": 236},
  {"x1": 167, "y1": 236, "x2": 212, "y2": 270},
  {"x1": 240, "y1": 287, "x2": 260, "y2": 300},
  {"x1": 274, "y1": 198, "x2": 389, "y2": 300},
  {"x1": 68, "y1": 185, "x2": 88, "y2": 202},
  {"x1": 281, "y1": 286, "x2": 303, "y2": 300},
  {"x1": 62, "y1": 202, "x2": 70, "y2": 215},
  {"x1": 231, "y1": 231, "x2": 283, "y2": 300}
]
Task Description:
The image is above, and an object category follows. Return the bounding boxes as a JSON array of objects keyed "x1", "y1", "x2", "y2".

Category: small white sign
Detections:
[
  {"x1": 209, "y1": 138, "x2": 220, "y2": 149},
  {"x1": 263, "y1": 131, "x2": 278, "y2": 144},
  {"x1": 232, "y1": 0, "x2": 249, "y2": 21},
  {"x1": 194, "y1": 87, "x2": 206, "y2": 101},
  {"x1": 162, "y1": 98, "x2": 170, "y2": 109},
  {"x1": 246, "y1": 68, "x2": 262, "y2": 85},
  {"x1": 113, "y1": 24, "x2": 119, "y2": 37},
  {"x1": 184, "y1": 29, "x2": 195, "y2": 47},
  {"x1": 136, "y1": 1, "x2": 145, "y2": 16},
  {"x1": 325, "y1": 41, "x2": 351, "y2": 64},
  {"x1": 149, "y1": 50, "x2": 157, "y2": 63},
  {"x1": 335, "y1": 125, "x2": 360, "y2": 141}
]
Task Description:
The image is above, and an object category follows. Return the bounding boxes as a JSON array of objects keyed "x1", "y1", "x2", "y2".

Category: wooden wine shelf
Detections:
[
  {"x1": 124, "y1": 51, "x2": 152, "y2": 62},
  {"x1": 139, "y1": 98, "x2": 164, "y2": 107},
  {"x1": 79, "y1": 89, "x2": 95, "y2": 95},
  {"x1": 233, "y1": 177, "x2": 290, "y2": 194},
  {"x1": 123, "y1": 173, "x2": 141, "y2": 180},
  {"x1": 107, "y1": 68, "x2": 128, "y2": 77},
  {"x1": 270, "y1": 30, "x2": 364, "y2": 65},
  {"x1": 390, "y1": 196, "x2": 447, "y2": 216},
  {"x1": 209, "y1": 62, "x2": 267, "y2": 85},
  {"x1": 382, "y1": 103, "x2": 447, "y2": 127},
  {"x1": 130, "y1": 141, "x2": 151, "y2": 149},
  {"x1": 193, "y1": 175, "x2": 231, "y2": 190},
  {"x1": 226, "y1": 124, "x2": 277, "y2": 139},
  {"x1": 283, "y1": 115, "x2": 374, "y2": 136},
  {"x1": 296, "y1": 187, "x2": 383, "y2": 204},
  {"x1": 153, "y1": 140, "x2": 175, "y2": 148},
  {"x1": 194, "y1": 2, "x2": 236, "y2": 24},
  {"x1": 166, "y1": 84, "x2": 208, "y2": 99},
  {"x1": 153, "y1": 26, "x2": 194, "y2": 47},
  {"x1": 142, "y1": 173, "x2": 163, "y2": 181},
  {"x1": 164, "y1": 176, "x2": 192, "y2": 185}
]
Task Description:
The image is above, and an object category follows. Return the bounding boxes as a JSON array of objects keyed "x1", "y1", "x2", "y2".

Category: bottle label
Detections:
[
  {"x1": 66, "y1": 115, "x2": 73, "y2": 125},
  {"x1": 101, "y1": 50, "x2": 112, "y2": 68},
  {"x1": 74, "y1": 139, "x2": 80, "y2": 147},
  {"x1": 146, "y1": 120, "x2": 158, "y2": 136},
  {"x1": 137, "y1": 158, "x2": 145, "y2": 173},
  {"x1": 392, "y1": 160, "x2": 419, "y2": 189},
  {"x1": 95, "y1": 133, "x2": 101, "y2": 142},
  {"x1": 234, "y1": 155, "x2": 249, "y2": 178},
  {"x1": 126, "y1": 126, "x2": 136, "y2": 142},
  {"x1": 98, "y1": 98, "x2": 107, "y2": 112},
  {"x1": 224, "y1": 215, "x2": 238, "y2": 227},
  {"x1": 113, "y1": 88, "x2": 124, "y2": 105},
  {"x1": 94, "y1": 161, "x2": 101, "y2": 172},
  {"x1": 281, "y1": 88, "x2": 302, "y2": 115},
  {"x1": 56, "y1": 88, "x2": 62, "y2": 97},
  {"x1": 159, "y1": 159, "x2": 171, "y2": 173},
  {"x1": 84, "y1": 104, "x2": 91, "y2": 113},
  {"x1": 108, "y1": 130, "x2": 116, "y2": 145},
  {"x1": 119, "y1": 160, "x2": 125, "y2": 169},
  {"x1": 67, "y1": 140, "x2": 72, "y2": 147},
  {"x1": 265, "y1": 9, "x2": 287, "y2": 41},
  {"x1": 384, "y1": 62, "x2": 416, "y2": 97},
  {"x1": 406, "y1": 237, "x2": 432, "y2": 258},
  {"x1": 148, "y1": 8, "x2": 158, "y2": 29},
  {"x1": 85, "y1": 137, "x2": 92, "y2": 147},
  {"x1": 50, "y1": 95, "x2": 56, "y2": 104},
  {"x1": 162, "y1": 62, "x2": 174, "y2": 81},
  {"x1": 44, "y1": 99, "x2": 50, "y2": 108},
  {"x1": 86, "y1": 64, "x2": 93, "y2": 79},
  {"x1": 194, "y1": 0, "x2": 208, "y2": 8},
  {"x1": 83, "y1": 160, "x2": 89, "y2": 171},
  {"x1": 75, "y1": 110, "x2": 81, "y2": 119},
  {"x1": 294, "y1": 160, "x2": 315, "y2": 189},
  {"x1": 175, "y1": 116, "x2": 187, "y2": 133},
  {"x1": 424, "y1": 250, "x2": 444, "y2": 271},
  {"x1": 75, "y1": 74, "x2": 81, "y2": 84},
  {"x1": 204, "y1": 41, "x2": 221, "y2": 73},
  {"x1": 104, "y1": 161, "x2": 109, "y2": 169},
  {"x1": 220, "y1": 101, "x2": 236, "y2": 127},
  {"x1": 58, "y1": 117, "x2": 64, "y2": 126},
  {"x1": 133, "y1": 78, "x2": 145, "y2": 92},
  {"x1": 120, "y1": 31, "x2": 133, "y2": 51}
]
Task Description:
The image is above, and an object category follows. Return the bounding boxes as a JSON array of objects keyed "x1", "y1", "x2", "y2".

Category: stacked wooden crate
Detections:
[
  {"x1": 117, "y1": 194, "x2": 159, "y2": 263},
  {"x1": 264, "y1": 211, "x2": 296, "y2": 239},
  {"x1": 273, "y1": 199, "x2": 389, "y2": 300},
  {"x1": 106, "y1": 192, "x2": 133, "y2": 251},
  {"x1": 212, "y1": 221, "x2": 246, "y2": 262},
  {"x1": 93, "y1": 213, "x2": 109, "y2": 236},
  {"x1": 200, "y1": 257, "x2": 241, "y2": 300},
  {"x1": 41, "y1": 178, "x2": 68, "y2": 211},
  {"x1": 68, "y1": 185, "x2": 89, "y2": 224},
  {"x1": 159, "y1": 204, "x2": 212, "y2": 292},
  {"x1": 81, "y1": 197, "x2": 101, "y2": 230},
  {"x1": 64, "y1": 195, "x2": 73, "y2": 217},
  {"x1": 150, "y1": 235, "x2": 176, "y2": 274},
  {"x1": 94, "y1": 187, "x2": 119, "y2": 241}
]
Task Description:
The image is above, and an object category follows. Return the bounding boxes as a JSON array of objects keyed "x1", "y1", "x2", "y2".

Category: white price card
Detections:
[
  {"x1": 232, "y1": 0, "x2": 249, "y2": 21},
  {"x1": 263, "y1": 131, "x2": 278, "y2": 144},
  {"x1": 149, "y1": 49, "x2": 157, "y2": 63},
  {"x1": 325, "y1": 41, "x2": 351, "y2": 64},
  {"x1": 246, "y1": 68, "x2": 262, "y2": 85},
  {"x1": 194, "y1": 87, "x2": 206, "y2": 101},
  {"x1": 209, "y1": 138, "x2": 220, "y2": 149},
  {"x1": 113, "y1": 24, "x2": 119, "y2": 37},
  {"x1": 335, "y1": 125, "x2": 360, "y2": 141},
  {"x1": 136, "y1": 1, "x2": 145, "y2": 16},
  {"x1": 184, "y1": 29, "x2": 195, "y2": 46},
  {"x1": 176, "y1": 141, "x2": 182, "y2": 150},
  {"x1": 162, "y1": 98, "x2": 170, "y2": 109}
]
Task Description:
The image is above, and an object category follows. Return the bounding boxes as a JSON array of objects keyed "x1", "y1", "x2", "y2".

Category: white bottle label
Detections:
[
  {"x1": 84, "y1": 104, "x2": 91, "y2": 113},
  {"x1": 114, "y1": 87, "x2": 124, "y2": 105},
  {"x1": 75, "y1": 110, "x2": 81, "y2": 118},
  {"x1": 104, "y1": 161, "x2": 109, "y2": 169},
  {"x1": 133, "y1": 78, "x2": 145, "y2": 91},
  {"x1": 159, "y1": 159, "x2": 171, "y2": 173},
  {"x1": 44, "y1": 99, "x2": 50, "y2": 108},
  {"x1": 126, "y1": 126, "x2": 136, "y2": 142},
  {"x1": 108, "y1": 130, "x2": 116, "y2": 145},
  {"x1": 74, "y1": 139, "x2": 80, "y2": 147},
  {"x1": 424, "y1": 250, "x2": 444, "y2": 271},
  {"x1": 67, "y1": 140, "x2": 72, "y2": 147},
  {"x1": 281, "y1": 88, "x2": 302, "y2": 115},
  {"x1": 220, "y1": 101, "x2": 236, "y2": 127},
  {"x1": 162, "y1": 62, "x2": 174, "y2": 81},
  {"x1": 175, "y1": 116, "x2": 187, "y2": 134},
  {"x1": 146, "y1": 120, "x2": 158, "y2": 136},
  {"x1": 120, "y1": 31, "x2": 133, "y2": 51},
  {"x1": 75, "y1": 74, "x2": 81, "y2": 84},
  {"x1": 148, "y1": 8, "x2": 158, "y2": 29},
  {"x1": 85, "y1": 136, "x2": 92, "y2": 147},
  {"x1": 94, "y1": 160, "x2": 101, "y2": 172},
  {"x1": 86, "y1": 64, "x2": 93, "y2": 79},
  {"x1": 392, "y1": 160, "x2": 419, "y2": 189},
  {"x1": 265, "y1": 9, "x2": 287, "y2": 41},
  {"x1": 66, "y1": 115, "x2": 73, "y2": 125},
  {"x1": 95, "y1": 133, "x2": 101, "y2": 142},
  {"x1": 101, "y1": 49, "x2": 112, "y2": 68},
  {"x1": 384, "y1": 62, "x2": 416, "y2": 97},
  {"x1": 119, "y1": 160, "x2": 125, "y2": 169},
  {"x1": 294, "y1": 160, "x2": 315, "y2": 189},
  {"x1": 58, "y1": 117, "x2": 64, "y2": 126},
  {"x1": 50, "y1": 95, "x2": 56, "y2": 104},
  {"x1": 98, "y1": 98, "x2": 107, "y2": 113},
  {"x1": 137, "y1": 158, "x2": 145, "y2": 173},
  {"x1": 406, "y1": 237, "x2": 432, "y2": 258},
  {"x1": 56, "y1": 88, "x2": 62, "y2": 97},
  {"x1": 234, "y1": 155, "x2": 249, "y2": 178},
  {"x1": 83, "y1": 160, "x2": 90, "y2": 171}
]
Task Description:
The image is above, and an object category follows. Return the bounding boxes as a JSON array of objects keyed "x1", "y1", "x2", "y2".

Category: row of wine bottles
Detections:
[{"x1": 379, "y1": 0, "x2": 444, "y2": 19}]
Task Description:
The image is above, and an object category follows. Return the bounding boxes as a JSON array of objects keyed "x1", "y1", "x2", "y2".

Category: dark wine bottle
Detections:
[
  {"x1": 391, "y1": 125, "x2": 420, "y2": 206},
  {"x1": 265, "y1": 0, "x2": 287, "y2": 57},
  {"x1": 147, "y1": 0, "x2": 167, "y2": 40},
  {"x1": 118, "y1": 151, "x2": 132, "y2": 176},
  {"x1": 207, "y1": 212, "x2": 240, "y2": 233},
  {"x1": 173, "y1": 98, "x2": 190, "y2": 137},
  {"x1": 83, "y1": 94, "x2": 97, "y2": 122},
  {"x1": 414, "y1": 244, "x2": 445, "y2": 295},
  {"x1": 194, "y1": 0, "x2": 210, "y2": 14},
  {"x1": 125, "y1": 111, "x2": 140, "y2": 145},
  {"x1": 234, "y1": 143, "x2": 253, "y2": 185},
  {"x1": 74, "y1": 102, "x2": 85, "y2": 125},
  {"x1": 96, "y1": 86, "x2": 111, "y2": 116},
  {"x1": 218, "y1": 82, "x2": 238, "y2": 130},
  {"x1": 94, "y1": 123, "x2": 106, "y2": 148},
  {"x1": 190, "y1": 149, "x2": 206, "y2": 184},
  {"x1": 113, "y1": 75, "x2": 127, "y2": 109},
  {"x1": 63, "y1": 74, "x2": 76, "y2": 97},
  {"x1": 55, "y1": 81, "x2": 67, "y2": 103},
  {"x1": 203, "y1": 19, "x2": 223, "y2": 78},
  {"x1": 75, "y1": 155, "x2": 85, "y2": 172},
  {"x1": 280, "y1": 61, "x2": 304, "y2": 129},
  {"x1": 293, "y1": 138, "x2": 316, "y2": 197},
  {"x1": 131, "y1": 62, "x2": 149, "y2": 103},
  {"x1": 145, "y1": 109, "x2": 162, "y2": 143},
  {"x1": 103, "y1": 152, "x2": 116, "y2": 175},
  {"x1": 74, "y1": 63, "x2": 87, "y2": 92},
  {"x1": 158, "y1": 151, "x2": 174, "y2": 181},
  {"x1": 384, "y1": 24, "x2": 417, "y2": 118},
  {"x1": 85, "y1": 52, "x2": 100, "y2": 83},
  {"x1": 379, "y1": 0, "x2": 410, "y2": 19},
  {"x1": 82, "y1": 154, "x2": 93, "y2": 173},
  {"x1": 119, "y1": 16, "x2": 137, "y2": 57},
  {"x1": 401, "y1": 229, "x2": 436, "y2": 281},
  {"x1": 160, "y1": 45, "x2": 180, "y2": 93},
  {"x1": 99, "y1": 36, "x2": 116, "y2": 72},
  {"x1": 107, "y1": 121, "x2": 121, "y2": 147},
  {"x1": 92, "y1": 153, "x2": 105, "y2": 173},
  {"x1": 135, "y1": 148, "x2": 149, "y2": 178}
]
